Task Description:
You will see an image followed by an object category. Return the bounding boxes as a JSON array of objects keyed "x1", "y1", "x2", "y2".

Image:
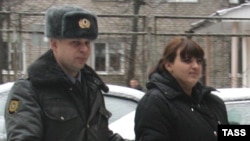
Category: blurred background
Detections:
[{"x1": 1, "y1": 0, "x2": 250, "y2": 89}]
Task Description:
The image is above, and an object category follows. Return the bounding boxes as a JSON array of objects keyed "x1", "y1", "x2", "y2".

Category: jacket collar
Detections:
[
  {"x1": 27, "y1": 50, "x2": 109, "y2": 92},
  {"x1": 147, "y1": 71, "x2": 216, "y2": 102}
]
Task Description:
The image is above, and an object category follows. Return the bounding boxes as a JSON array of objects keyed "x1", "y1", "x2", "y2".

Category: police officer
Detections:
[{"x1": 5, "y1": 5, "x2": 124, "y2": 141}]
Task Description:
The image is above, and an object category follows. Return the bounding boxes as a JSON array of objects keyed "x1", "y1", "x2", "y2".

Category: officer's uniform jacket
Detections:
[
  {"x1": 5, "y1": 50, "x2": 122, "y2": 141},
  {"x1": 134, "y1": 70, "x2": 229, "y2": 141}
]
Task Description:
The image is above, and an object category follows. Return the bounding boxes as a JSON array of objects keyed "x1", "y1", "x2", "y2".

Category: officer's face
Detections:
[{"x1": 50, "y1": 38, "x2": 91, "y2": 77}]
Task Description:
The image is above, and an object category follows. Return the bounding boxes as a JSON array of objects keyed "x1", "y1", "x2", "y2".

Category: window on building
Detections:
[
  {"x1": 31, "y1": 24, "x2": 48, "y2": 48},
  {"x1": 2, "y1": 42, "x2": 8, "y2": 70},
  {"x1": 2, "y1": 41, "x2": 24, "y2": 74},
  {"x1": 168, "y1": 0, "x2": 198, "y2": 2},
  {"x1": 92, "y1": 42, "x2": 124, "y2": 74}
]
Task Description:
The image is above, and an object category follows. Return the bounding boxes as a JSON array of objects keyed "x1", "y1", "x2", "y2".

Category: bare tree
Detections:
[
  {"x1": 0, "y1": 0, "x2": 4, "y2": 83},
  {"x1": 126, "y1": 0, "x2": 145, "y2": 85}
]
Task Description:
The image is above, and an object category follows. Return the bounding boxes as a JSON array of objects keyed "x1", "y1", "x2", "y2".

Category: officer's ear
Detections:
[{"x1": 50, "y1": 38, "x2": 59, "y2": 51}]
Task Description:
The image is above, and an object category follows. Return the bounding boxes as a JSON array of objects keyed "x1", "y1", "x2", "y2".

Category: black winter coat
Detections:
[
  {"x1": 5, "y1": 50, "x2": 123, "y2": 141},
  {"x1": 134, "y1": 71, "x2": 229, "y2": 141}
]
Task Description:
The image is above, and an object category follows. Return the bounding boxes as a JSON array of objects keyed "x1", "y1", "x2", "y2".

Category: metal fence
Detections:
[{"x1": 1, "y1": 11, "x2": 250, "y2": 88}]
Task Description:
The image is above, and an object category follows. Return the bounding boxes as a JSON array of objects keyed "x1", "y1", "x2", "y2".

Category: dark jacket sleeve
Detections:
[
  {"x1": 4, "y1": 80, "x2": 43, "y2": 141},
  {"x1": 134, "y1": 90, "x2": 173, "y2": 141}
]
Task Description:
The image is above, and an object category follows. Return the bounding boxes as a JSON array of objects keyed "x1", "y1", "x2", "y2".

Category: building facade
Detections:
[{"x1": 0, "y1": 0, "x2": 247, "y2": 88}]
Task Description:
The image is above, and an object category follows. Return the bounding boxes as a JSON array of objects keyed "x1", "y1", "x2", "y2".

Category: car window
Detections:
[
  {"x1": 0, "y1": 91, "x2": 8, "y2": 116},
  {"x1": 0, "y1": 90, "x2": 8, "y2": 138},
  {"x1": 104, "y1": 96, "x2": 137, "y2": 124},
  {"x1": 225, "y1": 101, "x2": 250, "y2": 125}
]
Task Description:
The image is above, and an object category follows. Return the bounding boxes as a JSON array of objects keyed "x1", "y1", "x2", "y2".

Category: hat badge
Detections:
[{"x1": 79, "y1": 18, "x2": 91, "y2": 29}]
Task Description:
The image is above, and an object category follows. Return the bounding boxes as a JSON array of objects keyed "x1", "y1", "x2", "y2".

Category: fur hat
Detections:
[{"x1": 45, "y1": 5, "x2": 98, "y2": 40}]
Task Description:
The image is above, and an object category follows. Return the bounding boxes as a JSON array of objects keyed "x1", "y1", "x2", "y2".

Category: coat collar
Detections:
[
  {"x1": 147, "y1": 71, "x2": 216, "y2": 102},
  {"x1": 27, "y1": 50, "x2": 109, "y2": 92}
]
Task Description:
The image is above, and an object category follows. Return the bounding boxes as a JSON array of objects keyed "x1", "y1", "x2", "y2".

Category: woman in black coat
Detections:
[{"x1": 134, "y1": 36, "x2": 229, "y2": 141}]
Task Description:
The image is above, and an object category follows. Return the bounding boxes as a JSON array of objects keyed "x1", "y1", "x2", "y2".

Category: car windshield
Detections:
[
  {"x1": 104, "y1": 95, "x2": 137, "y2": 124},
  {"x1": 226, "y1": 101, "x2": 250, "y2": 125}
]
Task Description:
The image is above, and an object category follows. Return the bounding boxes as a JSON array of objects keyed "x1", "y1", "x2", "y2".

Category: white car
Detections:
[
  {"x1": 1, "y1": 82, "x2": 250, "y2": 141},
  {"x1": 107, "y1": 87, "x2": 250, "y2": 139},
  {"x1": 105, "y1": 84, "x2": 144, "y2": 140},
  {"x1": 109, "y1": 87, "x2": 250, "y2": 140},
  {"x1": 0, "y1": 82, "x2": 145, "y2": 141},
  {"x1": 211, "y1": 88, "x2": 250, "y2": 125},
  {"x1": 0, "y1": 82, "x2": 14, "y2": 141}
]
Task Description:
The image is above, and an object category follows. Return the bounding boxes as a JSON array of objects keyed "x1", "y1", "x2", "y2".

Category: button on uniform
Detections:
[
  {"x1": 213, "y1": 131, "x2": 217, "y2": 136},
  {"x1": 197, "y1": 104, "x2": 201, "y2": 108},
  {"x1": 60, "y1": 116, "x2": 65, "y2": 120},
  {"x1": 191, "y1": 108, "x2": 194, "y2": 111}
]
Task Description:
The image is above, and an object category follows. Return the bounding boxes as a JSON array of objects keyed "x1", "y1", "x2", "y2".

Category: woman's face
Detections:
[{"x1": 165, "y1": 48, "x2": 203, "y2": 90}]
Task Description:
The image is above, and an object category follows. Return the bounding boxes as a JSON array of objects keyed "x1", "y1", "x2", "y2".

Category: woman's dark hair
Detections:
[{"x1": 149, "y1": 36, "x2": 204, "y2": 77}]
